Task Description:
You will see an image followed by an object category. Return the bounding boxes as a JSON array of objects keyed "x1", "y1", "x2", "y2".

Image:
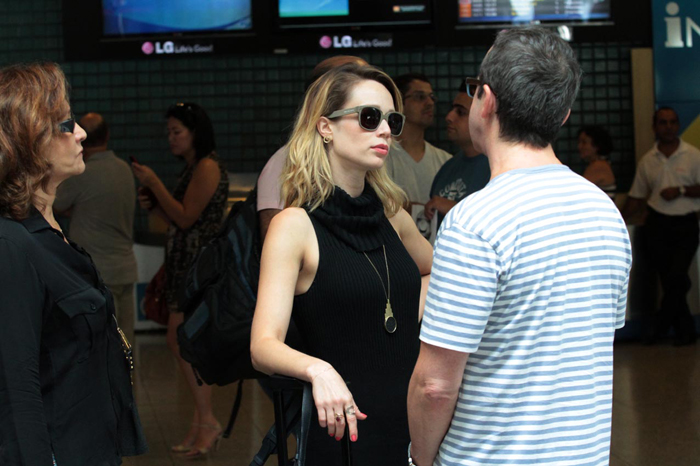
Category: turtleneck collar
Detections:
[{"x1": 308, "y1": 183, "x2": 391, "y2": 252}]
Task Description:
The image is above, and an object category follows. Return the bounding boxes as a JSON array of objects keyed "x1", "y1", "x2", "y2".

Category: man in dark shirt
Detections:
[{"x1": 424, "y1": 81, "x2": 491, "y2": 225}]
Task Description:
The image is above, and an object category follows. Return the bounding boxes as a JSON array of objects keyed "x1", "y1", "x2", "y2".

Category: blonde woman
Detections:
[{"x1": 250, "y1": 63, "x2": 432, "y2": 466}]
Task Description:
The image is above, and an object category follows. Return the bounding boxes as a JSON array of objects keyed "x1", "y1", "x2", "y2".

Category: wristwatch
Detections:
[{"x1": 679, "y1": 186, "x2": 687, "y2": 196}]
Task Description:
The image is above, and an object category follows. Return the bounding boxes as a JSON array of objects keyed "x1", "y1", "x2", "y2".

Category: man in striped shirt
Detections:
[{"x1": 407, "y1": 28, "x2": 632, "y2": 466}]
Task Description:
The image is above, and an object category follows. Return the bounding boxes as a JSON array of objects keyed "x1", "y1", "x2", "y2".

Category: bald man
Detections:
[{"x1": 55, "y1": 113, "x2": 138, "y2": 343}]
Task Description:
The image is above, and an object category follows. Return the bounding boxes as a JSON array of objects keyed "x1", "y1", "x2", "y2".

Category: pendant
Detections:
[{"x1": 384, "y1": 301, "x2": 397, "y2": 334}]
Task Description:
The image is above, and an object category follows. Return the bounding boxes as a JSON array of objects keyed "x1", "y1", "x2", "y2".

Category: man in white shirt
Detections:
[
  {"x1": 622, "y1": 107, "x2": 700, "y2": 346},
  {"x1": 385, "y1": 73, "x2": 451, "y2": 205}
]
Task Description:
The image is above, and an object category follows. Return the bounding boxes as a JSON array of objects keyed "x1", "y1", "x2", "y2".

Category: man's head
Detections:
[
  {"x1": 653, "y1": 107, "x2": 680, "y2": 144},
  {"x1": 305, "y1": 55, "x2": 369, "y2": 91},
  {"x1": 445, "y1": 81, "x2": 474, "y2": 151},
  {"x1": 394, "y1": 73, "x2": 436, "y2": 130},
  {"x1": 79, "y1": 112, "x2": 109, "y2": 150},
  {"x1": 470, "y1": 27, "x2": 582, "y2": 152}
]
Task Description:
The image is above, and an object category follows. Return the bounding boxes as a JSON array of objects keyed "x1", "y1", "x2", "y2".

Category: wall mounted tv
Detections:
[
  {"x1": 102, "y1": 0, "x2": 252, "y2": 36},
  {"x1": 276, "y1": 0, "x2": 434, "y2": 29},
  {"x1": 457, "y1": 0, "x2": 612, "y2": 27},
  {"x1": 63, "y1": 0, "x2": 260, "y2": 60}
]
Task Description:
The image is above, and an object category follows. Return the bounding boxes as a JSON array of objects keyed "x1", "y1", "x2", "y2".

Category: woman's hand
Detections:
[
  {"x1": 311, "y1": 366, "x2": 367, "y2": 442},
  {"x1": 131, "y1": 162, "x2": 159, "y2": 189},
  {"x1": 137, "y1": 187, "x2": 154, "y2": 210}
]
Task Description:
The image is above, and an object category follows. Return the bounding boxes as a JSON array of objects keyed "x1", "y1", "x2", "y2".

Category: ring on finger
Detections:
[
  {"x1": 345, "y1": 405, "x2": 356, "y2": 416},
  {"x1": 333, "y1": 410, "x2": 344, "y2": 423}
]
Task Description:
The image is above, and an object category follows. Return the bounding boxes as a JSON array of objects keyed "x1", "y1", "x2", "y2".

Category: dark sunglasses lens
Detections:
[
  {"x1": 359, "y1": 107, "x2": 382, "y2": 131},
  {"x1": 59, "y1": 119, "x2": 75, "y2": 133},
  {"x1": 467, "y1": 83, "x2": 478, "y2": 98},
  {"x1": 387, "y1": 113, "x2": 404, "y2": 136}
]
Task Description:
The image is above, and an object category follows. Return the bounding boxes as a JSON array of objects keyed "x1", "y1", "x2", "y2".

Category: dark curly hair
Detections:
[
  {"x1": 0, "y1": 62, "x2": 70, "y2": 220},
  {"x1": 165, "y1": 102, "x2": 216, "y2": 160},
  {"x1": 578, "y1": 125, "x2": 614, "y2": 157}
]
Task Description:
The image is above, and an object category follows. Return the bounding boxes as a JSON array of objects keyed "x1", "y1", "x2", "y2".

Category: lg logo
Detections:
[
  {"x1": 141, "y1": 41, "x2": 175, "y2": 55},
  {"x1": 665, "y1": 2, "x2": 700, "y2": 48},
  {"x1": 319, "y1": 35, "x2": 354, "y2": 49}
]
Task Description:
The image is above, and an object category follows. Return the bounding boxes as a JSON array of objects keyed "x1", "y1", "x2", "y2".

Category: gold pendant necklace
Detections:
[{"x1": 363, "y1": 245, "x2": 397, "y2": 334}]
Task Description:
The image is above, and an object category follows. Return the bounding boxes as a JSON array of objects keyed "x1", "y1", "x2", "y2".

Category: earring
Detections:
[{"x1": 323, "y1": 135, "x2": 332, "y2": 144}]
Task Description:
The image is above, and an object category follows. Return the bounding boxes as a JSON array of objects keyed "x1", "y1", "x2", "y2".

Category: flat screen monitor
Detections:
[
  {"x1": 102, "y1": 0, "x2": 252, "y2": 36},
  {"x1": 457, "y1": 0, "x2": 611, "y2": 25},
  {"x1": 277, "y1": 0, "x2": 433, "y2": 29}
]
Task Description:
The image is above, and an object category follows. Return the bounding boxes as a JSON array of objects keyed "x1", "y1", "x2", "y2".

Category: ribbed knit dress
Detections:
[{"x1": 293, "y1": 184, "x2": 421, "y2": 466}]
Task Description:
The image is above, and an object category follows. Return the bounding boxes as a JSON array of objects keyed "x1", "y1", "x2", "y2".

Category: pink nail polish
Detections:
[
  {"x1": 351, "y1": 435, "x2": 357, "y2": 442},
  {"x1": 329, "y1": 433, "x2": 333, "y2": 437},
  {"x1": 335, "y1": 437, "x2": 341, "y2": 441}
]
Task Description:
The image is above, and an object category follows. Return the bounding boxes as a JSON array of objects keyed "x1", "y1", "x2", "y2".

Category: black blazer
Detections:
[{"x1": 0, "y1": 210, "x2": 147, "y2": 466}]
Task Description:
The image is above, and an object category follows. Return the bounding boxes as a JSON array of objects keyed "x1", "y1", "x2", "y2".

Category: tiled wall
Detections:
[{"x1": 3, "y1": 2, "x2": 639, "y2": 234}]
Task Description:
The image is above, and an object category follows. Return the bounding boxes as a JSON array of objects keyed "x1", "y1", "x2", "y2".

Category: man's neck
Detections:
[
  {"x1": 83, "y1": 145, "x2": 108, "y2": 162},
  {"x1": 398, "y1": 123, "x2": 427, "y2": 162},
  {"x1": 485, "y1": 139, "x2": 561, "y2": 179},
  {"x1": 459, "y1": 143, "x2": 480, "y2": 158},
  {"x1": 657, "y1": 138, "x2": 680, "y2": 158}
]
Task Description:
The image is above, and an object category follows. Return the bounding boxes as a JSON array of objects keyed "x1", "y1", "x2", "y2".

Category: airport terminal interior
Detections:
[{"x1": 3, "y1": 0, "x2": 700, "y2": 465}]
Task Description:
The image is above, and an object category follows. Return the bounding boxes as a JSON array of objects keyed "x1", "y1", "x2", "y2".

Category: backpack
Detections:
[{"x1": 177, "y1": 187, "x2": 265, "y2": 386}]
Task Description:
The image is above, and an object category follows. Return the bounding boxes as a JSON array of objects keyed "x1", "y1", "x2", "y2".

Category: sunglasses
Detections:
[
  {"x1": 58, "y1": 116, "x2": 76, "y2": 134},
  {"x1": 464, "y1": 77, "x2": 481, "y2": 98},
  {"x1": 327, "y1": 105, "x2": 405, "y2": 137}
]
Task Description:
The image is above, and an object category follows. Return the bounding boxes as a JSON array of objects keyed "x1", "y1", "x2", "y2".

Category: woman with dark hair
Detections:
[
  {"x1": 578, "y1": 125, "x2": 616, "y2": 197},
  {"x1": 250, "y1": 63, "x2": 433, "y2": 465},
  {"x1": 0, "y1": 62, "x2": 147, "y2": 465},
  {"x1": 132, "y1": 102, "x2": 228, "y2": 458}
]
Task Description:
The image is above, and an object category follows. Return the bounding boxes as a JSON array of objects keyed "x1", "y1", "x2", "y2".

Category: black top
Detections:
[
  {"x1": 293, "y1": 184, "x2": 421, "y2": 466},
  {"x1": 0, "y1": 209, "x2": 147, "y2": 466}
]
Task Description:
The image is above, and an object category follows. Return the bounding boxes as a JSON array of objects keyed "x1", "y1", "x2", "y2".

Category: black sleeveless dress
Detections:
[{"x1": 293, "y1": 184, "x2": 421, "y2": 466}]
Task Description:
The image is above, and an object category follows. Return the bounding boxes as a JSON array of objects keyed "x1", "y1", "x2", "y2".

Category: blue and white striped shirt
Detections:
[{"x1": 421, "y1": 165, "x2": 631, "y2": 466}]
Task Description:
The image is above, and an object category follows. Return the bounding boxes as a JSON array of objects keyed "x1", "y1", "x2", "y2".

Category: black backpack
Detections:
[
  {"x1": 177, "y1": 187, "x2": 265, "y2": 386},
  {"x1": 176, "y1": 186, "x2": 305, "y2": 446}
]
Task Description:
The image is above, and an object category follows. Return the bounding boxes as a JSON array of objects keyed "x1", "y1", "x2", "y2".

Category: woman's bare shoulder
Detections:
[{"x1": 267, "y1": 207, "x2": 313, "y2": 238}]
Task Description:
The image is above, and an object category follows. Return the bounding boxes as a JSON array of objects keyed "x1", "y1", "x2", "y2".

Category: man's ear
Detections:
[
  {"x1": 561, "y1": 109, "x2": 571, "y2": 126},
  {"x1": 480, "y1": 84, "x2": 497, "y2": 120},
  {"x1": 317, "y1": 117, "x2": 333, "y2": 141}
]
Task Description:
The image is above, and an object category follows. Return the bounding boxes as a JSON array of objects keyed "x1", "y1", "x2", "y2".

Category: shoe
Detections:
[
  {"x1": 184, "y1": 422, "x2": 223, "y2": 460},
  {"x1": 171, "y1": 423, "x2": 199, "y2": 453}
]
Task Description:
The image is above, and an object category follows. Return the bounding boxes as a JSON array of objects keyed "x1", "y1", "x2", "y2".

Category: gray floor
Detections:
[{"x1": 122, "y1": 334, "x2": 700, "y2": 465}]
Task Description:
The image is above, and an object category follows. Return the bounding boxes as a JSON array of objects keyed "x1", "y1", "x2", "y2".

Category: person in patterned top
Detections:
[{"x1": 132, "y1": 102, "x2": 229, "y2": 459}]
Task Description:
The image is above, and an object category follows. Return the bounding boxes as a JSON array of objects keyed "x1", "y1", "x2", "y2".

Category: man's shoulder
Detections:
[
  {"x1": 680, "y1": 140, "x2": 700, "y2": 158},
  {"x1": 425, "y1": 141, "x2": 452, "y2": 162}
]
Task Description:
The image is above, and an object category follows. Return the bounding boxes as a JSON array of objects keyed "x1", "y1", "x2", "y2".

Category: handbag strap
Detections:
[
  {"x1": 223, "y1": 380, "x2": 244, "y2": 439},
  {"x1": 294, "y1": 382, "x2": 313, "y2": 465}
]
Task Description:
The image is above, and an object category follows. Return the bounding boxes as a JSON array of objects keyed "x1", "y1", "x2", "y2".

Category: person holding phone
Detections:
[
  {"x1": 131, "y1": 102, "x2": 229, "y2": 458},
  {"x1": 250, "y1": 63, "x2": 432, "y2": 466}
]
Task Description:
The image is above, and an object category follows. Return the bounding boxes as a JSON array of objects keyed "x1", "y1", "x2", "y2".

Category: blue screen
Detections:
[
  {"x1": 103, "y1": 0, "x2": 252, "y2": 35},
  {"x1": 279, "y1": 0, "x2": 350, "y2": 18}
]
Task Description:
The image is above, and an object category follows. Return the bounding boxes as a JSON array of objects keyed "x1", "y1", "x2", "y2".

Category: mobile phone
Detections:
[{"x1": 129, "y1": 156, "x2": 139, "y2": 164}]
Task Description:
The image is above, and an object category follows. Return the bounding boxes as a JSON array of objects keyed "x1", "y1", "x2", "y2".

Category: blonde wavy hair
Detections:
[{"x1": 281, "y1": 63, "x2": 407, "y2": 215}]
